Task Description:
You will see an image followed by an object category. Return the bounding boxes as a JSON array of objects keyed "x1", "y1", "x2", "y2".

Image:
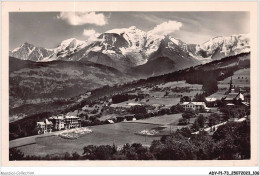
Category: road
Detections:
[
  {"x1": 9, "y1": 131, "x2": 60, "y2": 148},
  {"x1": 191, "y1": 116, "x2": 247, "y2": 135}
]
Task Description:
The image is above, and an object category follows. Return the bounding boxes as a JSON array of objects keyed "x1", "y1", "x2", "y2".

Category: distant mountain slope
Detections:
[
  {"x1": 193, "y1": 52, "x2": 250, "y2": 71},
  {"x1": 10, "y1": 38, "x2": 89, "y2": 62},
  {"x1": 9, "y1": 52, "x2": 250, "y2": 124},
  {"x1": 9, "y1": 56, "x2": 131, "y2": 109},
  {"x1": 10, "y1": 42, "x2": 54, "y2": 61},
  {"x1": 87, "y1": 52, "x2": 250, "y2": 101},
  {"x1": 131, "y1": 56, "x2": 176, "y2": 76},
  {"x1": 193, "y1": 34, "x2": 250, "y2": 60}
]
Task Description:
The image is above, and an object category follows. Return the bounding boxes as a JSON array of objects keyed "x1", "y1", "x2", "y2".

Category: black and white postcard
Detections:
[{"x1": 1, "y1": 1, "x2": 258, "y2": 169}]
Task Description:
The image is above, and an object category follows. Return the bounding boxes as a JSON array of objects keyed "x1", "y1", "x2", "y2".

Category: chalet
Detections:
[
  {"x1": 49, "y1": 115, "x2": 65, "y2": 130},
  {"x1": 36, "y1": 119, "x2": 53, "y2": 134},
  {"x1": 205, "y1": 97, "x2": 217, "y2": 107},
  {"x1": 205, "y1": 98, "x2": 217, "y2": 102},
  {"x1": 180, "y1": 102, "x2": 210, "y2": 112},
  {"x1": 116, "y1": 116, "x2": 125, "y2": 122},
  {"x1": 125, "y1": 114, "x2": 135, "y2": 121},
  {"x1": 107, "y1": 119, "x2": 115, "y2": 124}
]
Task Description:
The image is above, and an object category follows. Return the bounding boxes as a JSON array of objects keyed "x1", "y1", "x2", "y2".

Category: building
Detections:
[
  {"x1": 64, "y1": 116, "x2": 81, "y2": 129},
  {"x1": 49, "y1": 115, "x2": 65, "y2": 131},
  {"x1": 222, "y1": 89, "x2": 244, "y2": 103},
  {"x1": 107, "y1": 119, "x2": 115, "y2": 124},
  {"x1": 243, "y1": 93, "x2": 250, "y2": 104},
  {"x1": 222, "y1": 77, "x2": 245, "y2": 104},
  {"x1": 205, "y1": 97, "x2": 217, "y2": 107},
  {"x1": 36, "y1": 115, "x2": 81, "y2": 133},
  {"x1": 36, "y1": 119, "x2": 53, "y2": 134},
  {"x1": 116, "y1": 116, "x2": 125, "y2": 122},
  {"x1": 124, "y1": 114, "x2": 135, "y2": 121},
  {"x1": 180, "y1": 102, "x2": 210, "y2": 112}
]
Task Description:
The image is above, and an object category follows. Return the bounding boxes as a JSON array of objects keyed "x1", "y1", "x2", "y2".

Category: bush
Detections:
[
  {"x1": 197, "y1": 114, "x2": 206, "y2": 128},
  {"x1": 178, "y1": 118, "x2": 188, "y2": 125},
  {"x1": 129, "y1": 105, "x2": 147, "y2": 114},
  {"x1": 182, "y1": 109, "x2": 196, "y2": 123},
  {"x1": 170, "y1": 104, "x2": 184, "y2": 114},
  {"x1": 9, "y1": 148, "x2": 24, "y2": 161},
  {"x1": 112, "y1": 94, "x2": 136, "y2": 104}
]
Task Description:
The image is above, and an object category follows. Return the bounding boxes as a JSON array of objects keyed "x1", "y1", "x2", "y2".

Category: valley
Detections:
[
  {"x1": 6, "y1": 9, "x2": 254, "y2": 162},
  {"x1": 9, "y1": 52, "x2": 250, "y2": 159},
  {"x1": 8, "y1": 24, "x2": 251, "y2": 160},
  {"x1": 9, "y1": 57, "x2": 132, "y2": 121},
  {"x1": 9, "y1": 28, "x2": 250, "y2": 121}
]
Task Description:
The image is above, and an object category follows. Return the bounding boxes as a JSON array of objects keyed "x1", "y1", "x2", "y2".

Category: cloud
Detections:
[
  {"x1": 57, "y1": 12, "x2": 107, "y2": 26},
  {"x1": 148, "y1": 20, "x2": 183, "y2": 36},
  {"x1": 83, "y1": 29, "x2": 100, "y2": 41},
  {"x1": 133, "y1": 14, "x2": 164, "y2": 24}
]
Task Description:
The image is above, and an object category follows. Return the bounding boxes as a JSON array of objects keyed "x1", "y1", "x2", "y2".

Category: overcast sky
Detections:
[{"x1": 9, "y1": 12, "x2": 249, "y2": 50}]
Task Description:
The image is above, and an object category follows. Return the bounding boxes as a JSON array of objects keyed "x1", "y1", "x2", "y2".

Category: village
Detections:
[
  {"x1": 36, "y1": 68, "x2": 250, "y2": 140},
  {"x1": 9, "y1": 60, "x2": 251, "y2": 160}
]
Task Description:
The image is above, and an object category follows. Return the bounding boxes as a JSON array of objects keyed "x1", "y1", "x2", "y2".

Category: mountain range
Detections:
[
  {"x1": 10, "y1": 26, "x2": 250, "y2": 75},
  {"x1": 9, "y1": 26, "x2": 250, "y2": 119}
]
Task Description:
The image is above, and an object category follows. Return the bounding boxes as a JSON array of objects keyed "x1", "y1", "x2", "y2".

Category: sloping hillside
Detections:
[
  {"x1": 87, "y1": 52, "x2": 250, "y2": 100},
  {"x1": 9, "y1": 57, "x2": 131, "y2": 118},
  {"x1": 130, "y1": 56, "x2": 176, "y2": 77}
]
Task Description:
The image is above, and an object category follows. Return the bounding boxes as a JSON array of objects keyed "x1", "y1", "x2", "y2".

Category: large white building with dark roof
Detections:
[
  {"x1": 36, "y1": 119, "x2": 53, "y2": 134},
  {"x1": 180, "y1": 102, "x2": 210, "y2": 112},
  {"x1": 36, "y1": 115, "x2": 81, "y2": 133}
]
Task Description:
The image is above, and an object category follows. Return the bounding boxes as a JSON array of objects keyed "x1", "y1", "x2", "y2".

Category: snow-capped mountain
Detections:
[
  {"x1": 105, "y1": 26, "x2": 148, "y2": 65},
  {"x1": 10, "y1": 26, "x2": 250, "y2": 73},
  {"x1": 47, "y1": 38, "x2": 88, "y2": 61},
  {"x1": 193, "y1": 34, "x2": 250, "y2": 60},
  {"x1": 106, "y1": 26, "x2": 147, "y2": 51},
  {"x1": 10, "y1": 38, "x2": 89, "y2": 62},
  {"x1": 10, "y1": 42, "x2": 54, "y2": 61}
]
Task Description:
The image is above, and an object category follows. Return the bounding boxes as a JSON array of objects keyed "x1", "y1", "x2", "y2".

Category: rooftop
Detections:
[
  {"x1": 65, "y1": 116, "x2": 79, "y2": 119},
  {"x1": 48, "y1": 115, "x2": 79, "y2": 120},
  {"x1": 223, "y1": 92, "x2": 243, "y2": 100},
  {"x1": 49, "y1": 116, "x2": 64, "y2": 120},
  {"x1": 181, "y1": 102, "x2": 206, "y2": 106},
  {"x1": 37, "y1": 119, "x2": 53, "y2": 126},
  {"x1": 205, "y1": 98, "x2": 217, "y2": 102}
]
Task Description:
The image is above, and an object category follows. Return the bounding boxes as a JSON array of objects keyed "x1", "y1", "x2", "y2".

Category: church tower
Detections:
[{"x1": 229, "y1": 77, "x2": 234, "y2": 92}]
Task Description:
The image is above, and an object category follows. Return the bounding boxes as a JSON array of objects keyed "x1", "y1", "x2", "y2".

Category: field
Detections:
[
  {"x1": 142, "y1": 97, "x2": 180, "y2": 106},
  {"x1": 99, "y1": 114, "x2": 118, "y2": 121},
  {"x1": 9, "y1": 79, "x2": 208, "y2": 156},
  {"x1": 17, "y1": 123, "x2": 161, "y2": 156},
  {"x1": 157, "y1": 81, "x2": 202, "y2": 89},
  {"x1": 12, "y1": 69, "x2": 250, "y2": 157},
  {"x1": 218, "y1": 68, "x2": 250, "y2": 88},
  {"x1": 110, "y1": 97, "x2": 180, "y2": 108},
  {"x1": 206, "y1": 91, "x2": 226, "y2": 100},
  {"x1": 125, "y1": 114, "x2": 186, "y2": 136},
  {"x1": 110, "y1": 81, "x2": 202, "y2": 108},
  {"x1": 16, "y1": 114, "x2": 191, "y2": 156},
  {"x1": 126, "y1": 114, "x2": 182, "y2": 125}
]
